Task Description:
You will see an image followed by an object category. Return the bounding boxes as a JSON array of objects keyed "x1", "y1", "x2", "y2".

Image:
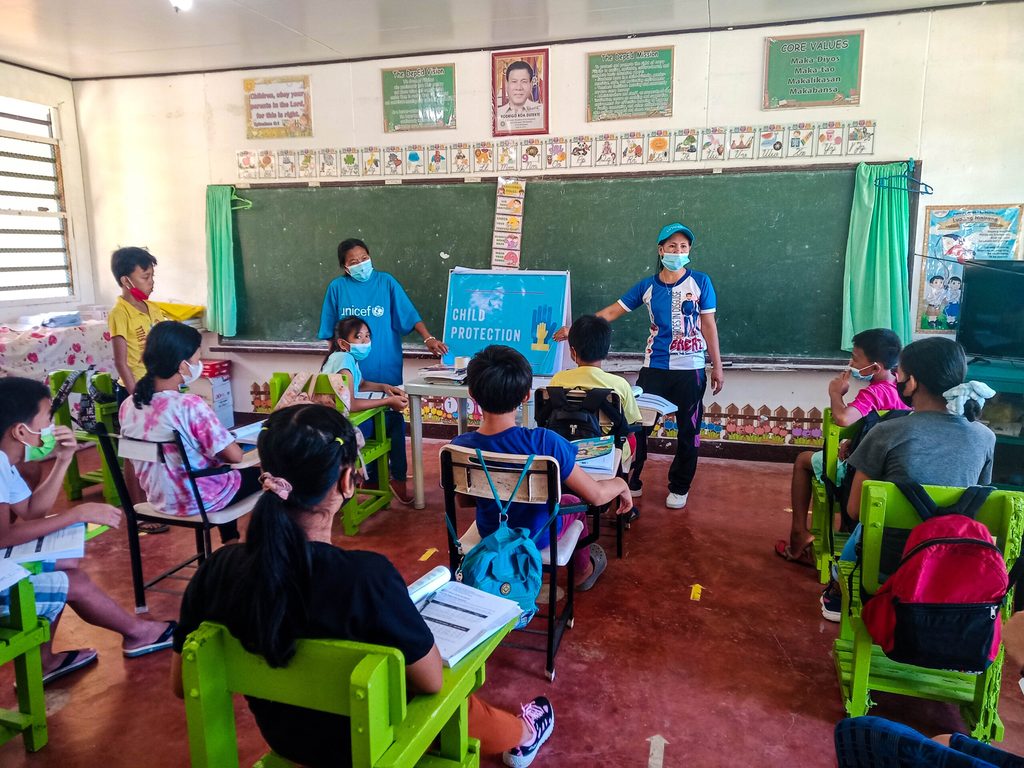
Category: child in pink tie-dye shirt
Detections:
[{"x1": 119, "y1": 321, "x2": 261, "y2": 542}]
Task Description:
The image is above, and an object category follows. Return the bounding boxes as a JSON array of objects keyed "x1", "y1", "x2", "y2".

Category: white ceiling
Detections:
[{"x1": 0, "y1": 0, "x2": 991, "y2": 80}]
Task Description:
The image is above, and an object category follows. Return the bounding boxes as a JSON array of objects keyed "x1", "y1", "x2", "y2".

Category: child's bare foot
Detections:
[{"x1": 122, "y1": 620, "x2": 176, "y2": 658}]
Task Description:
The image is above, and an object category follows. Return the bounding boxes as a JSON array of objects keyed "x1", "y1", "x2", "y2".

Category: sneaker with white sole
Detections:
[
  {"x1": 503, "y1": 696, "x2": 554, "y2": 768},
  {"x1": 665, "y1": 492, "x2": 688, "y2": 509},
  {"x1": 820, "y1": 580, "x2": 842, "y2": 622},
  {"x1": 628, "y1": 480, "x2": 643, "y2": 498}
]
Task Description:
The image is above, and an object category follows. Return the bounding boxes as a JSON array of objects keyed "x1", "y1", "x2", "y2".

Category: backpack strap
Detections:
[
  {"x1": 537, "y1": 388, "x2": 568, "y2": 428},
  {"x1": 475, "y1": 449, "x2": 536, "y2": 529},
  {"x1": 935, "y1": 485, "x2": 995, "y2": 520},
  {"x1": 49, "y1": 368, "x2": 88, "y2": 417},
  {"x1": 895, "y1": 481, "x2": 941, "y2": 521}
]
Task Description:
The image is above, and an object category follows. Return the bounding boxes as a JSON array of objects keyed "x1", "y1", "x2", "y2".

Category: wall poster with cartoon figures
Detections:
[
  {"x1": 492, "y1": 48, "x2": 549, "y2": 137},
  {"x1": 917, "y1": 204, "x2": 1024, "y2": 333}
]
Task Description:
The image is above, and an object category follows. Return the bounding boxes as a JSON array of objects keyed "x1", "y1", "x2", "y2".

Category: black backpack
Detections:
[
  {"x1": 826, "y1": 408, "x2": 911, "y2": 532},
  {"x1": 535, "y1": 387, "x2": 628, "y2": 442},
  {"x1": 50, "y1": 366, "x2": 116, "y2": 434}
]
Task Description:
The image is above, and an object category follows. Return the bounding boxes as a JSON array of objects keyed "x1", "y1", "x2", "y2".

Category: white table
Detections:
[{"x1": 405, "y1": 376, "x2": 550, "y2": 510}]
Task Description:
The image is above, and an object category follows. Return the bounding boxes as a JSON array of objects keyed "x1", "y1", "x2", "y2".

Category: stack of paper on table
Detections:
[
  {"x1": 229, "y1": 419, "x2": 266, "y2": 448},
  {"x1": 571, "y1": 435, "x2": 616, "y2": 473},
  {"x1": 407, "y1": 566, "x2": 521, "y2": 667},
  {"x1": 1, "y1": 522, "x2": 85, "y2": 564},
  {"x1": 420, "y1": 365, "x2": 467, "y2": 385},
  {"x1": 636, "y1": 392, "x2": 677, "y2": 414}
]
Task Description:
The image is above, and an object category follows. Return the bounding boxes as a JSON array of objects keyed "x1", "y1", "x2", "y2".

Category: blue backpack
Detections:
[{"x1": 448, "y1": 451, "x2": 561, "y2": 627}]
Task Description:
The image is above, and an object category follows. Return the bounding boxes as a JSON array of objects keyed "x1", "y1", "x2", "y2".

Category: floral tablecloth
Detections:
[{"x1": 0, "y1": 320, "x2": 115, "y2": 380}]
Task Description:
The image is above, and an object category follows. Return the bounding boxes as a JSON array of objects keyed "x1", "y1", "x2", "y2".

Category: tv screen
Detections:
[{"x1": 956, "y1": 260, "x2": 1024, "y2": 362}]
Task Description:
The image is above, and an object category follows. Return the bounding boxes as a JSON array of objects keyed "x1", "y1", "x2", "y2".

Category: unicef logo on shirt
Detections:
[{"x1": 372, "y1": 305, "x2": 385, "y2": 317}]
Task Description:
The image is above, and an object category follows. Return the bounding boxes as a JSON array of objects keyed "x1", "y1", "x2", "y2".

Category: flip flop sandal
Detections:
[
  {"x1": 42, "y1": 648, "x2": 98, "y2": 686},
  {"x1": 138, "y1": 521, "x2": 170, "y2": 534},
  {"x1": 576, "y1": 544, "x2": 608, "y2": 592},
  {"x1": 774, "y1": 539, "x2": 815, "y2": 567},
  {"x1": 123, "y1": 621, "x2": 177, "y2": 658}
]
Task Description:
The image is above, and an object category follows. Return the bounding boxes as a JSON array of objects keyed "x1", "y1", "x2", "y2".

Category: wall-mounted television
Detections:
[{"x1": 956, "y1": 260, "x2": 1024, "y2": 363}]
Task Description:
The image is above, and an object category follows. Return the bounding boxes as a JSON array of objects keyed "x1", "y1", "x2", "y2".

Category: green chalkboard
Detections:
[{"x1": 230, "y1": 168, "x2": 855, "y2": 359}]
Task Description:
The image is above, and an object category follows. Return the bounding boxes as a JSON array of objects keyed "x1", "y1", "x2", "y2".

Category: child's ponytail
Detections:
[
  {"x1": 131, "y1": 320, "x2": 202, "y2": 409},
  {"x1": 132, "y1": 373, "x2": 158, "y2": 408}
]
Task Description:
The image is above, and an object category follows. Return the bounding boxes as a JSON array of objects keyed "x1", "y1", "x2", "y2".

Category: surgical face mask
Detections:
[
  {"x1": 347, "y1": 259, "x2": 374, "y2": 282},
  {"x1": 896, "y1": 377, "x2": 914, "y2": 407},
  {"x1": 124, "y1": 278, "x2": 149, "y2": 302},
  {"x1": 182, "y1": 360, "x2": 203, "y2": 385},
  {"x1": 21, "y1": 424, "x2": 56, "y2": 462},
  {"x1": 849, "y1": 363, "x2": 877, "y2": 381},
  {"x1": 660, "y1": 253, "x2": 690, "y2": 272},
  {"x1": 349, "y1": 342, "x2": 372, "y2": 361}
]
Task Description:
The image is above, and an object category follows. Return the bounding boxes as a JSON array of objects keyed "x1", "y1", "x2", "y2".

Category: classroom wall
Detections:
[
  {"x1": 68, "y1": 3, "x2": 1024, "y2": 417},
  {"x1": 0, "y1": 61, "x2": 96, "y2": 320}
]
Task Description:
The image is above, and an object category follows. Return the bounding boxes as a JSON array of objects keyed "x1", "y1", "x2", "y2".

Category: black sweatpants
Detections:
[{"x1": 630, "y1": 367, "x2": 707, "y2": 496}]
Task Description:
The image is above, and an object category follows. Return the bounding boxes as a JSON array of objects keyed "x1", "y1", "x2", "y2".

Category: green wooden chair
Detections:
[
  {"x1": 269, "y1": 372, "x2": 393, "y2": 535},
  {"x1": 809, "y1": 408, "x2": 876, "y2": 584},
  {"x1": 181, "y1": 619, "x2": 514, "y2": 768},
  {"x1": 48, "y1": 369, "x2": 120, "y2": 506},
  {"x1": 0, "y1": 578, "x2": 50, "y2": 753},
  {"x1": 833, "y1": 481, "x2": 1024, "y2": 742}
]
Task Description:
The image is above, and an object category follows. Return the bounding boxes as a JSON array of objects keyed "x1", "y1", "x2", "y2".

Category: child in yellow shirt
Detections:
[
  {"x1": 549, "y1": 314, "x2": 642, "y2": 463},
  {"x1": 108, "y1": 247, "x2": 166, "y2": 399}
]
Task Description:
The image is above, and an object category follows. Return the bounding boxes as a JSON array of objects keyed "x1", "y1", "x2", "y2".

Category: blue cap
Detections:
[{"x1": 657, "y1": 222, "x2": 695, "y2": 246}]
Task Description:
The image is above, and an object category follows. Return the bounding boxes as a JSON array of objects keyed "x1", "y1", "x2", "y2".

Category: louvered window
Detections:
[{"x1": 0, "y1": 96, "x2": 72, "y2": 302}]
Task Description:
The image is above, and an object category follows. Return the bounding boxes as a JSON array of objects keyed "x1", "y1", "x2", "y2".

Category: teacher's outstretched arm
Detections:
[
  {"x1": 702, "y1": 312, "x2": 725, "y2": 395},
  {"x1": 552, "y1": 302, "x2": 625, "y2": 342}
]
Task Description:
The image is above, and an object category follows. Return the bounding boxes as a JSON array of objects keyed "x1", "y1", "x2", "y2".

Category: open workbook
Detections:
[
  {"x1": 0, "y1": 560, "x2": 31, "y2": 592},
  {"x1": 1, "y1": 522, "x2": 85, "y2": 564},
  {"x1": 407, "y1": 566, "x2": 521, "y2": 667}
]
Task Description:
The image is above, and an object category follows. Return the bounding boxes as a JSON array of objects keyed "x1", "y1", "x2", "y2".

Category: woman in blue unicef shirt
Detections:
[
  {"x1": 555, "y1": 222, "x2": 724, "y2": 511},
  {"x1": 318, "y1": 238, "x2": 447, "y2": 503}
]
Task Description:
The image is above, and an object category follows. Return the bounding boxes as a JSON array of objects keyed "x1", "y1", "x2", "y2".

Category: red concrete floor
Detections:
[{"x1": 3, "y1": 443, "x2": 1024, "y2": 767}]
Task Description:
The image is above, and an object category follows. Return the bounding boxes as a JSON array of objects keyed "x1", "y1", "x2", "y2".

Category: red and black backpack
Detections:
[{"x1": 861, "y1": 483, "x2": 1024, "y2": 673}]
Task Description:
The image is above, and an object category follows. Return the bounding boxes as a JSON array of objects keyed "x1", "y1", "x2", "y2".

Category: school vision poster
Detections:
[
  {"x1": 442, "y1": 269, "x2": 570, "y2": 375},
  {"x1": 917, "y1": 204, "x2": 1023, "y2": 333}
]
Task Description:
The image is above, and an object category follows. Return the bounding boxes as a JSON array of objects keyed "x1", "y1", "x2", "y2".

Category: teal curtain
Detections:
[
  {"x1": 841, "y1": 161, "x2": 912, "y2": 351},
  {"x1": 205, "y1": 185, "x2": 237, "y2": 336}
]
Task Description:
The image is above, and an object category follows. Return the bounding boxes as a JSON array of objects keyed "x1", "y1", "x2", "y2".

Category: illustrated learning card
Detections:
[
  {"x1": 520, "y1": 139, "x2": 543, "y2": 171},
  {"x1": 594, "y1": 134, "x2": 618, "y2": 167},
  {"x1": 727, "y1": 127, "x2": 755, "y2": 161},
  {"x1": 757, "y1": 125, "x2": 785, "y2": 160},
  {"x1": 701, "y1": 128, "x2": 726, "y2": 161},
  {"x1": 427, "y1": 144, "x2": 448, "y2": 174},
  {"x1": 339, "y1": 147, "x2": 361, "y2": 176},
  {"x1": 451, "y1": 143, "x2": 471, "y2": 174},
  {"x1": 647, "y1": 131, "x2": 671, "y2": 163},
  {"x1": 384, "y1": 145, "x2": 404, "y2": 175},
  {"x1": 817, "y1": 122, "x2": 847, "y2": 157},
  {"x1": 277, "y1": 149, "x2": 297, "y2": 178},
  {"x1": 846, "y1": 120, "x2": 876, "y2": 155},
  {"x1": 545, "y1": 137, "x2": 568, "y2": 170},
  {"x1": 297, "y1": 149, "x2": 317, "y2": 178},
  {"x1": 620, "y1": 132, "x2": 645, "y2": 165},
  {"x1": 318, "y1": 149, "x2": 339, "y2": 178},
  {"x1": 672, "y1": 129, "x2": 699, "y2": 162},
  {"x1": 786, "y1": 123, "x2": 815, "y2": 158},
  {"x1": 237, "y1": 150, "x2": 257, "y2": 180},
  {"x1": 405, "y1": 145, "x2": 425, "y2": 175},
  {"x1": 362, "y1": 147, "x2": 381, "y2": 176},
  {"x1": 497, "y1": 140, "x2": 519, "y2": 172},
  {"x1": 473, "y1": 142, "x2": 495, "y2": 173},
  {"x1": 569, "y1": 136, "x2": 593, "y2": 168}
]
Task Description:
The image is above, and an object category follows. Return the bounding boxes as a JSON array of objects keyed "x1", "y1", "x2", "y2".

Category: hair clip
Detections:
[{"x1": 335, "y1": 437, "x2": 345, "y2": 446}]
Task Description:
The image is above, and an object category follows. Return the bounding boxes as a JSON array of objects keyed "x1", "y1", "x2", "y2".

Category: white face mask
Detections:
[{"x1": 182, "y1": 360, "x2": 203, "y2": 385}]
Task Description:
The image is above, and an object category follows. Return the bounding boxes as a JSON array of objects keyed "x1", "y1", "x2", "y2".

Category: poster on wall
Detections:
[
  {"x1": 381, "y1": 64, "x2": 456, "y2": 132},
  {"x1": 917, "y1": 204, "x2": 1024, "y2": 333},
  {"x1": 762, "y1": 31, "x2": 863, "y2": 110},
  {"x1": 492, "y1": 177, "x2": 526, "y2": 269},
  {"x1": 244, "y1": 75, "x2": 313, "y2": 139},
  {"x1": 492, "y1": 48, "x2": 549, "y2": 137},
  {"x1": 586, "y1": 46, "x2": 673, "y2": 121}
]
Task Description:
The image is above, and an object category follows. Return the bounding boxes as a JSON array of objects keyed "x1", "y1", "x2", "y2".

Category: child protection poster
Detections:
[{"x1": 442, "y1": 268, "x2": 570, "y2": 376}]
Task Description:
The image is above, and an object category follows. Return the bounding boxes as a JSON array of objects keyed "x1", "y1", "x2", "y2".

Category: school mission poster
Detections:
[{"x1": 917, "y1": 204, "x2": 1023, "y2": 333}]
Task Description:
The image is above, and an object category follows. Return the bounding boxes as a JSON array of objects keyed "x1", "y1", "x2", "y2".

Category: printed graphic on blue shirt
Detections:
[{"x1": 619, "y1": 270, "x2": 716, "y2": 371}]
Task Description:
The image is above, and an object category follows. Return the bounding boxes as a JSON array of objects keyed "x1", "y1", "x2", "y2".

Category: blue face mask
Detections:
[
  {"x1": 660, "y1": 253, "x2": 690, "y2": 272},
  {"x1": 347, "y1": 259, "x2": 374, "y2": 282},
  {"x1": 349, "y1": 342, "x2": 371, "y2": 361},
  {"x1": 849, "y1": 364, "x2": 877, "y2": 381}
]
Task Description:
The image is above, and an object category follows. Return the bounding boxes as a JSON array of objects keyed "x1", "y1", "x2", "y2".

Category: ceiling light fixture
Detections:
[{"x1": 170, "y1": 0, "x2": 193, "y2": 11}]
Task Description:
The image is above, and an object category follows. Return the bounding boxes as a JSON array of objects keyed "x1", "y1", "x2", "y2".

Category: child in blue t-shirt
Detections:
[
  {"x1": 323, "y1": 317, "x2": 412, "y2": 503},
  {"x1": 451, "y1": 345, "x2": 633, "y2": 591}
]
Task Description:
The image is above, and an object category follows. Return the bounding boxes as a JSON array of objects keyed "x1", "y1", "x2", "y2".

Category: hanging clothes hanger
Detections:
[
  {"x1": 875, "y1": 158, "x2": 934, "y2": 195},
  {"x1": 230, "y1": 187, "x2": 253, "y2": 210}
]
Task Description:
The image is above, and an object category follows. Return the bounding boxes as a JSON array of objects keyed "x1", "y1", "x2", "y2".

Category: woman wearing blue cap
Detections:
[{"x1": 556, "y1": 222, "x2": 724, "y2": 509}]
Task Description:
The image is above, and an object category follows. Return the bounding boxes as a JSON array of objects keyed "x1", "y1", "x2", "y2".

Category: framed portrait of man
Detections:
[{"x1": 492, "y1": 48, "x2": 549, "y2": 137}]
